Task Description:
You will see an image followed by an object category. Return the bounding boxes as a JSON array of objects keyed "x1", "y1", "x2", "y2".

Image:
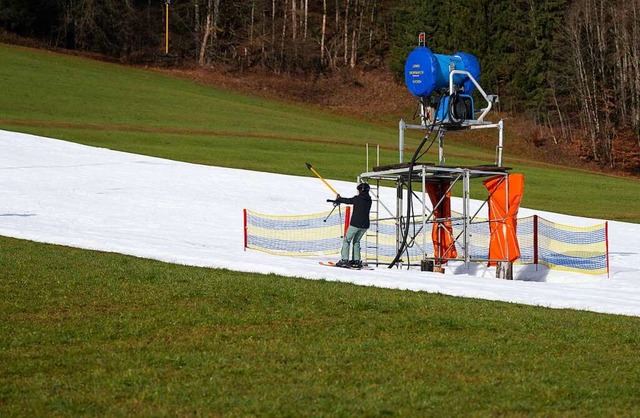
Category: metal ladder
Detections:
[
  {"x1": 363, "y1": 144, "x2": 380, "y2": 267},
  {"x1": 364, "y1": 179, "x2": 380, "y2": 266}
]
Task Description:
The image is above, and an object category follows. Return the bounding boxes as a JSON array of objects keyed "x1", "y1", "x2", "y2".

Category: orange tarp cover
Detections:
[
  {"x1": 426, "y1": 183, "x2": 458, "y2": 263},
  {"x1": 483, "y1": 174, "x2": 525, "y2": 266}
]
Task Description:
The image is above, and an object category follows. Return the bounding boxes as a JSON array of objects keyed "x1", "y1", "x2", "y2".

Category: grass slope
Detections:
[
  {"x1": 1, "y1": 43, "x2": 640, "y2": 415},
  {"x1": 2, "y1": 236, "x2": 639, "y2": 416},
  {"x1": 0, "y1": 43, "x2": 638, "y2": 221}
]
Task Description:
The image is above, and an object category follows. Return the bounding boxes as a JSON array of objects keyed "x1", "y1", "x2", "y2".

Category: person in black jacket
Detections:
[{"x1": 332, "y1": 182, "x2": 372, "y2": 268}]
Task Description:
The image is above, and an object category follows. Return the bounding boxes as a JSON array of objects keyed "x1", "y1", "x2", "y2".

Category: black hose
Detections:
[
  {"x1": 388, "y1": 130, "x2": 436, "y2": 268},
  {"x1": 388, "y1": 92, "x2": 446, "y2": 269}
]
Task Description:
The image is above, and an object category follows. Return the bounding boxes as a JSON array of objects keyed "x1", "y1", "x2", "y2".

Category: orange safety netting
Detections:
[
  {"x1": 483, "y1": 174, "x2": 525, "y2": 266},
  {"x1": 425, "y1": 183, "x2": 458, "y2": 263}
]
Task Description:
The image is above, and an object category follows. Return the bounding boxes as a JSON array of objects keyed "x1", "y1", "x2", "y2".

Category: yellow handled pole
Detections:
[{"x1": 305, "y1": 162, "x2": 339, "y2": 196}]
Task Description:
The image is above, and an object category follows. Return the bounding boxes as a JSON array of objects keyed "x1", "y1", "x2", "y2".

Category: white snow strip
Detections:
[{"x1": 1, "y1": 130, "x2": 639, "y2": 316}]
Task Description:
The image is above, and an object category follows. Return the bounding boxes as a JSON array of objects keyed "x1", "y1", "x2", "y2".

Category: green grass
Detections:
[
  {"x1": 2, "y1": 43, "x2": 640, "y2": 416},
  {"x1": 1, "y1": 43, "x2": 638, "y2": 221},
  {"x1": 2, "y1": 236, "x2": 639, "y2": 416},
  {"x1": 0, "y1": 44, "x2": 396, "y2": 142}
]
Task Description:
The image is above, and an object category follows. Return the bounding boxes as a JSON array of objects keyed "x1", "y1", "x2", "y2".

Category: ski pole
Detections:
[
  {"x1": 323, "y1": 199, "x2": 343, "y2": 237},
  {"x1": 323, "y1": 200, "x2": 339, "y2": 222},
  {"x1": 305, "y1": 162, "x2": 339, "y2": 196}
]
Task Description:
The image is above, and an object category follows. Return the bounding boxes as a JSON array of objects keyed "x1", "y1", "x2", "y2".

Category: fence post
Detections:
[
  {"x1": 243, "y1": 209, "x2": 248, "y2": 251},
  {"x1": 344, "y1": 206, "x2": 351, "y2": 237},
  {"x1": 605, "y1": 221, "x2": 610, "y2": 278},
  {"x1": 533, "y1": 214, "x2": 539, "y2": 266}
]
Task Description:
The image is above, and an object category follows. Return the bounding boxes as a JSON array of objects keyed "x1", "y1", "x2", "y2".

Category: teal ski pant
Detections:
[{"x1": 341, "y1": 225, "x2": 368, "y2": 261}]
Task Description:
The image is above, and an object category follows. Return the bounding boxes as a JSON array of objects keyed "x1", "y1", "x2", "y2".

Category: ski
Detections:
[{"x1": 318, "y1": 261, "x2": 373, "y2": 270}]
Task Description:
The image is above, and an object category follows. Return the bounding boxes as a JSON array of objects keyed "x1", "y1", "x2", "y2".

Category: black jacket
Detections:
[{"x1": 336, "y1": 192, "x2": 372, "y2": 229}]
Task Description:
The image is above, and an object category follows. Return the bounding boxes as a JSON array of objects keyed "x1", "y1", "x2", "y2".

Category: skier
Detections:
[{"x1": 330, "y1": 182, "x2": 372, "y2": 268}]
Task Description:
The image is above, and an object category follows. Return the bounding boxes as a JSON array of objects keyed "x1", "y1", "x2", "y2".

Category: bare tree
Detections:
[
  {"x1": 272, "y1": 0, "x2": 276, "y2": 49},
  {"x1": 321, "y1": 0, "x2": 327, "y2": 66},
  {"x1": 303, "y1": 0, "x2": 308, "y2": 40},
  {"x1": 281, "y1": 0, "x2": 289, "y2": 69},
  {"x1": 343, "y1": 0, "x2": 350, "y2": 66},
  {"x1": 291, "y1": 0, "x2": 297, "y2": 40},
  {"x1": 349, "y1": 0, "x2": 357, "y2": 68},
  {"x1": 565, "y1": 0, "x2": 608, "y2": 164},
  {"x1": 349, "y1": 0, "x2": 366, "y2": 68},
  {"x1": 561, "y1": 0, "x2": 640, "y2": 168},
  {"x1": 250, "y1": 1, "x2": 255, "y2": 45},
  {"x1": 197, "y1": 0, "x2": 223, "y2": 66},
  {"x1": 369, "y1": 0, "x2": 376, "y2": 51}
]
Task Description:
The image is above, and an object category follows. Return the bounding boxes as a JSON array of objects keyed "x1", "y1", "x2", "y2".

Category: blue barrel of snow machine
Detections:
[{"x1": 405, "y1": 47, "x2": 481, "y2": 98}]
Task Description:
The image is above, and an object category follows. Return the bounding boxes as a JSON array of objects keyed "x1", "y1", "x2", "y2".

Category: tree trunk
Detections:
[
  {"x1": 343, "y1": 0, "x2": 350, "y2": 66},
  {"x1": 303, "y1": 0, "x2": 308, "y2": 40},
  {"x1": 194, "y1": 0, "x2": 200, "y2": 60},
  {"x1": 272, "y1": 0, "x2": 276, "y2": 49},
  {"x1": 291, "y1": 0, "x2": 297, "y2": 41},
  {"x1": 281, "y1": 0, "x2": 289, "y2": 70},
  {"x1": 321, "y1": 0, "x2": 327, "y2": 66},
  {"x1": 349, "y1": 0, "x2": 359, "y2": 68},
  {"x1": 250, "y1": 1, "x2": 255, "y2": 45},
  {"x1": 334, "y1": 0, "x2": 340, "y2": 66},
  {"x1": 369, "y1": 0, "x2": 376, "y2": 51},
  {"x1": 212, "y1": 0, "x2": 220, "y2": 40},
  {"x1": 198, "y1": 0, "x2": 213, "y2": 66}
]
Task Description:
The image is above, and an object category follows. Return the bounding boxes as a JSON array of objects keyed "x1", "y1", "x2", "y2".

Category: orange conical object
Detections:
[
  {"x1": 483, "y1": 174, "x2": 525, "y2": 266},
  {"x1": 426, "y1": 183, "x2": 458, "y2": 263}
]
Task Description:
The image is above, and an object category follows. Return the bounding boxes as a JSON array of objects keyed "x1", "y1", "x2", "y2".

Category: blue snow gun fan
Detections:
[
  {"x1": 405, "y1": 47, "x2": 480, "y2": 98},
  {"x1": 405, "y1": 43, "x2": 491, "y2": 125}
]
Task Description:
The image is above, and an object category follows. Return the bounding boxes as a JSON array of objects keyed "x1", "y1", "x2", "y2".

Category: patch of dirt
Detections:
[
  {"x1": 158, "y1": 65, "x2": 640, "y2": 178},
  {"x1": 155, "y1": 65, "x2": 413, "y2": 124}
]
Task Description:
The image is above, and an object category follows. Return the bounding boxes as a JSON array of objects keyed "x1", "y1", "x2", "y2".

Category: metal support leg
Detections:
[
  {"x1": 496, "y1": 119, "x2": 504, "y2": 167},
  {"x1": 463, "y1": 169, "x2": 470, "y2": 265},
  {"x1": 399, "y1": 119, "x2": 406, "y2": 164},
  {"x1": 437, "y1": 130, "x2": 446, "y2": 166}
]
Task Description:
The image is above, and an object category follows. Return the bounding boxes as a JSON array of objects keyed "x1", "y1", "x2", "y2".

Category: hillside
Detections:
[
  {"x1": 1, "y1": 31, "x2": 636, "y2": 178},
  {"x1": 158, "y1": 64, "x2": 632, "y2": 178},
  {"x1": 2, "y1": 0, "x2": 639, "y2": 176},
  {"x1": 1, "y1": 43, "x2": 638, "y2": 222},
  {"x1": 2, "y1": 41, "x2": 640, "y2": 418}
]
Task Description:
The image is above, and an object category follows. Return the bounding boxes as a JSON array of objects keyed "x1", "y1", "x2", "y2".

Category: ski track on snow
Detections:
[{"x1": 1, "y1": 130, "x2": 639, "y2": 317}]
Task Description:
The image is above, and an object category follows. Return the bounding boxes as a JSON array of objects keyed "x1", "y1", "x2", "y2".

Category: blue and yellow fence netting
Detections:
[
  {"x1": 244, "y1": 209, "x2": 609, "y2": 275},
  {"x1": 244, "y1": 208, "x2": 348, "y2": 257}
]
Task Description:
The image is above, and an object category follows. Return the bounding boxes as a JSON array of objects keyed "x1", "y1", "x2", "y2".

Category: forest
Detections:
[{"x1": 1, "y1": 0, "x2": 638, "y2": 175}]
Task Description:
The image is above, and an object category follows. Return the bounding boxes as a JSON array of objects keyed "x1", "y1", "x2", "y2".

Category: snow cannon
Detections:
[{"x1": 405, "y1": 46, "x2": 480, "y2": 98}]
